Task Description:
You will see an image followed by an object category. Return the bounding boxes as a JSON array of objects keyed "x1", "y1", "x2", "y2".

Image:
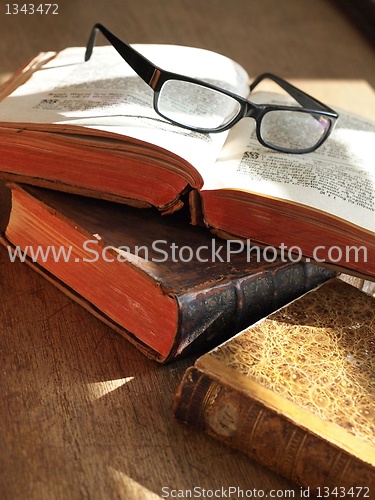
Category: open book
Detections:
[{"x1": 0, "y1": 43, "x2": 374, "y2": 278}]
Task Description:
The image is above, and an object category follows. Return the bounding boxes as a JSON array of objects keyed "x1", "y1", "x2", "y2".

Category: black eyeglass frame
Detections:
[{"x1": 85, "y1": 23, "x2": 339, "y2": 154}]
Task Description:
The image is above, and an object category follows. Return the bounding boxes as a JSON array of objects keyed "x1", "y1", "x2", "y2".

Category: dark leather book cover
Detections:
[
  {"x1": 174, "y1": 279, "x2": 375, "y2": 490},
  {"x1": 3, "y1": 183, "x2": 334, "y2": 362}
]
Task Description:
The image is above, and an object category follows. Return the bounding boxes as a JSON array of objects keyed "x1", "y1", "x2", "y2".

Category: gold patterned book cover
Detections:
[{"x1": 174, "y1": 278, "x2": 375, "y2": 493}]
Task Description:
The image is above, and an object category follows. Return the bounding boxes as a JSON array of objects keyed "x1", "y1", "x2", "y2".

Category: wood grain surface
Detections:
[{"x1": 0, "y1": 1, "x2": 374, "y2": 498}]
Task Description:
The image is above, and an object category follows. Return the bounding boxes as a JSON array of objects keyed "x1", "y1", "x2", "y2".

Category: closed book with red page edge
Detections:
[
  {"x1": 174, "y1": 279, "x2": 375, "y2": 490},
  {"x1": 2, "y1": 183, "x2": 333, "y2": 362}
]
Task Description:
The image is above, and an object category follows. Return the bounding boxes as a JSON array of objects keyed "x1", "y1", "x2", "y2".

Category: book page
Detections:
[
  {"x1": 0, "y1": 44, "x2": 249, "y2": 173},
  {"x1": 201, "y1": 92, "x2": 375, "y2": 233}
]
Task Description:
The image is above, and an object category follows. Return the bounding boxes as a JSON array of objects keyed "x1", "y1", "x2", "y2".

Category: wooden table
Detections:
[{"x1": 1, "y1": 1, "x2": 374, "y2": 498}]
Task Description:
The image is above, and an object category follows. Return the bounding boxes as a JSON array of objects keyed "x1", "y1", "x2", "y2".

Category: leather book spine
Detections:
[
  {"x1": 170, "y1": 262, "x2": 334, "y2": 360},
  {"x1": 174, "y1": 367, "x2": 375, "y2": 493}
]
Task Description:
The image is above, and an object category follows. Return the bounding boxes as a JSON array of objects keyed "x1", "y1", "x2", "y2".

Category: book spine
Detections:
[
  {"x1": 174, "y1": 367, "x2": 375, "y2": 492},
  {"x1": 171, "y1": 263, "x2": 334, "y2": 359}
]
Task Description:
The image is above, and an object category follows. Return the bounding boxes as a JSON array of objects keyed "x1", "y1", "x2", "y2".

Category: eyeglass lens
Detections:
[
  {"x1": 260, "y1": 110, "x2": 331, "y2": 152},
  {"x1": 157, "y1": 80, "x2": 241, "y2": 130}
]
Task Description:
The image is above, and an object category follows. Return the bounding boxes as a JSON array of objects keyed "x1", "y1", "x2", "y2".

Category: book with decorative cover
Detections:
[{"x1": 174, "y1": 279, "x2": 375, "y2": 491}]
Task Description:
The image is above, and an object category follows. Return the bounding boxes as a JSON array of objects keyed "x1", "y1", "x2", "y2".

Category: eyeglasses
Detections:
[{"x1": 85, "y1": 23, "x2": 339, "y2": 154}]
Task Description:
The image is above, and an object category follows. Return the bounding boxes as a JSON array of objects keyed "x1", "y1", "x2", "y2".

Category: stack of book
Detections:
[{"x1": 0, "y1": 33, "x2": 374, "y2": 490}]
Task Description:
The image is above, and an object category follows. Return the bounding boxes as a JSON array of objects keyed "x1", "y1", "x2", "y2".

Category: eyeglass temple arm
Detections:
[
  {"x1": 85, "y1": 23, "x2": 158, "y2": 87},
  {"x1": 249, "y1": 73, "x2": 337, "y2": 114}
]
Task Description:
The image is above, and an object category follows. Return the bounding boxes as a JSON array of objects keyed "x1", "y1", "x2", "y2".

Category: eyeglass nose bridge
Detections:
[{"x1": 243, "y1": 101, "x2": 264, "y2": 121}]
